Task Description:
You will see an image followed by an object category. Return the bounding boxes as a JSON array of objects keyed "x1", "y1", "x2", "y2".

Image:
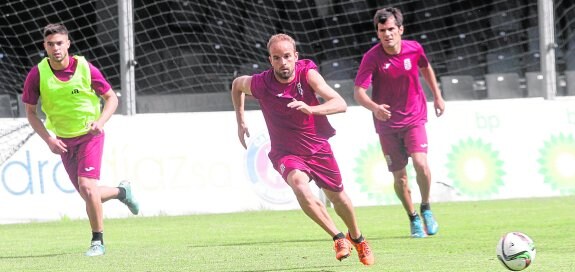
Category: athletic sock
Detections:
[
  {"x1": 92, "y1": 232, "x2": 104, "y2": 244},
  {"x1": 117, "y1": 187, "x2": 126, "y2": 200},
  {"x1": 408, "y1": 211, "x2": 418, "y2": 222},
  {"x1": 349, "y1": 233, "x2": 364, "y2": 243},
  {"x1": 420, "y1": 203, "x2": 431, "y2": 213},
  {"x1": 332, "y1": 232, "x2": 345, "y2": 241}
]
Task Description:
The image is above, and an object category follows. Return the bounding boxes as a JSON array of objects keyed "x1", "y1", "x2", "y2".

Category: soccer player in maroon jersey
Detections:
[
  {"x1": 231, "y1": 34, "x2": 374, "y2": 265},
  {"x1": 354, "y1": 7, "x2": 446, "y2": 238}
]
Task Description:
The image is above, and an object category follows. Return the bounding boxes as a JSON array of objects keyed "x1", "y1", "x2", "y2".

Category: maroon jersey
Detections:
[
  {"x1": 250, "y1": 59, "x2": 335, "y2": 157},
  {"x1": 355, "y1": 40, "x2": 429, "y2": 133}
]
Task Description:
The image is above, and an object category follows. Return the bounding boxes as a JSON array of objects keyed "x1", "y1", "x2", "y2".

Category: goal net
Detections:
[
  {"x1": 2, "y1": 0, "x2": 573, "y2": 165},
  {"x1": 0, "y1": 119, "x2": 35, "y2": 166},
  {"x1": 0, "y1": 0, "x2": 574, "y2": 101}
]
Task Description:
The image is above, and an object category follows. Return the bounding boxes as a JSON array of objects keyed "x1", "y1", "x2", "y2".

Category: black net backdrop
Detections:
[{"x1": 0, "y1": 0, "x2": 574, "y2": 99}]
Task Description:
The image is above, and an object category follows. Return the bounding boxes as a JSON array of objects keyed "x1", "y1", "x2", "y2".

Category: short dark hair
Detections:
[
  {"x1": 43, "y1": 23, "x2": 68, "y2": 38},
  {"x1": 373, "y1": 7, "x2": 403, "y2": 30}
]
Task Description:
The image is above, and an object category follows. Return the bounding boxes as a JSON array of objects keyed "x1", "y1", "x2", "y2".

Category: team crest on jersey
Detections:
[
  {"x1": 404, "y1": 58, "x2": 412, "y2": 70},
  {"x1": 296, "y1": 82, "x2": 303, "y2": 96}
]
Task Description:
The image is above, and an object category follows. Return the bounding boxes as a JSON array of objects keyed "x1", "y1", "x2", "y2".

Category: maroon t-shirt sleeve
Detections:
[
  {"x1": 250, "y1": 72, "x2": 265, "y2": 99},
  {"x1": 88, "y1": 62, "x2": 112, "y2": 95},
  {"x1": 22, "y1": 66, "x2": 41, "y2": 105},
  {"x1": 416, "y1": 43, "x2": 430, "y2": 68},
  {"x1": 355, "y1": 50, "x2": 377, "y2": 90}
]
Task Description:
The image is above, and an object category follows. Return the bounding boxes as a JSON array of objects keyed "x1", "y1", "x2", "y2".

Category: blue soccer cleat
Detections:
[
  {"x1": 118, "y1": 181, "x2": 139, "y2": 215},
  {"x1": 410, "y1": 215, "x2": 427, "y2": 238},
  {"x1": 85, "y1": 240, "x2": 105, "y2": 257},
  {"x1": 421, "y1": 210, "x2": 439, "y2": 236}
]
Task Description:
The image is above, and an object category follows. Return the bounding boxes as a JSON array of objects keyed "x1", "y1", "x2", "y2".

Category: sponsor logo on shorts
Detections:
[
  {"x1": 84, "y1": 167, "x2": 95, "y2": 172},
  {"x1": 245, "y1": 133, "x2": 294, "y2": 204}
]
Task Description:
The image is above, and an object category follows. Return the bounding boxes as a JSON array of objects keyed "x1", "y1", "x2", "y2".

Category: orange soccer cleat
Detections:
[
  {"x1": 333, "y1": 237, "x2": 352, "y2": 261},
  {"x1": 346, "y1": 233, "x2": 375, "y2": 265}
]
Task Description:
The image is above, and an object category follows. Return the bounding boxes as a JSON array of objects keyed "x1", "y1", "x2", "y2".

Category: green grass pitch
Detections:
[{"x1": 0, "y1": 196, "x2": 573, "y2": 271}]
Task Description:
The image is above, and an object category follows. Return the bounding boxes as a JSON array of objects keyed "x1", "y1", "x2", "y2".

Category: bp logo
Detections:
[
  {"x1": 354, "y1": 142, "x2": 402, "y2": 205},
  {"x1": 245, "y1": 133, "x2": 294, "y2": 204},
  {"x1": 538, "y1": 133, "x2": 575, "y2": 194},
  {"x1": 446, "y1": 138, "x2": 505, "y2": 198}
]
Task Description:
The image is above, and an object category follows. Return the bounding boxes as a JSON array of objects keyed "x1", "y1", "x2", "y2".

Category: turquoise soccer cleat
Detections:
[
  {"x1": 119, "y1": 181, "x2": 140, "y2": 215},
  {"x1": 421, "y1": 210, "x2": 439, "y2": 236},
  {"x1": 410, "y1": 215, "x2": 427, "y2": 238},
  {"x1": 85, "y1": 240, "x2": 105, "y2": 257}
]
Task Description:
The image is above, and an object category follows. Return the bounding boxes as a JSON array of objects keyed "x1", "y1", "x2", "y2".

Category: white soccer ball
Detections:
[{"x1": 496, "y1": 232, "x2": 536, "y2": 271}]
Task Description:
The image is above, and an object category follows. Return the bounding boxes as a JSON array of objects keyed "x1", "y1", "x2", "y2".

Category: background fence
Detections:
[{"x1": 1, "y1": 0, "x2": 574, "y2": 116}]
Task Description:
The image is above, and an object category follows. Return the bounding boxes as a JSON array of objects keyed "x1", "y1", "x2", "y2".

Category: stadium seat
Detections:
[
  {"x1": 524, "y1": 26, "x2": 540, "y2": 72},
  {"x1": 419, "y1": 76, "x2": 434, "y2": 102},
  {"x1": 0, "y1": 94, "x2": 14, "y2": 117},
  {"x1": 489, "y1": 0, "x2": 525, "y2": 35},
  {"x1": 566, "y1": 71, "x2": 575, "y2": 96},
  {"x1": 272, "y1": 0, "x2": 321, "y2": 56},
  {"x1": 137, "y1": 92, "x2": 238, "y2": 113},
  {"x1": 486, "y1": 49, "x2": 522, "y2": 74},
  {"x1": 17, "y1": 94, "x2": 26, "y2": 117},
  {"x1": 319, "y1": 59, "x2": 357, "y2": 80},
  {"x1": 523, "y1": 52, "x2": 541, "y2": 73},
  {"x1": 525, "y1": 72, "x2": 544, "y2": 97},
  {"x1": 566, "y1": 36, "x2": 575, "y2": 71},
  {"x1": 326, "y1": 79, "x2": 357, "y2": 106},
  {"x1": 325, "y1": 78, "x2": 432, "y2": 104},
  {"x1": 526, "y1": 72, "x2": 564, "y2": 97},
  {"x1": 237, "y1": 62, "x2": 268, "y2": 77},
  {"x1": 445, "y1": 34, "x2": 485, "y2": 77},
  {"x1": 485, "y1": 73, "x2": 523, "y2": 99},
  {"x1": 445, "y1": 51, "x2": 484, "y2": 78},
  {"x1": 440, "y1": 75, "x2": 475, "y2": 101}
]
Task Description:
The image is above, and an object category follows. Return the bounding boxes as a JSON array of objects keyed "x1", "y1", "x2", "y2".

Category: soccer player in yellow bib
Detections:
[{"x1": 22, "y1": 23, "x2": 139, "y2": 257}]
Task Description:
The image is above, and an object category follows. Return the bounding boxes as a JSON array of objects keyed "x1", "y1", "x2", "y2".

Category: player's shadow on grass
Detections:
[
  {"x1": 0, "y1": 253, "x2": 69, "y2": 259},
  {"x1": 187, "y1": 238, "x2": 328, "y2": 248},
  {"x1": 233, "y1": 265, "x2": 344, "y2": 272},
  {"x1": 187, "y1": 236, "x2": 386, "y2": 248},
  {"x1": 189, "y1": 238, "x2": 374, "y2": 272}
]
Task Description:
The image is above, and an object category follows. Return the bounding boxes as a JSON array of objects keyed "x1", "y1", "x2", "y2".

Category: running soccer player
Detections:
[
  {"x1": 231, "y1": 33, "x2": 374, "y2": 265},
  {"x1": 354, "y1": 7, "x2": 445, "y2": 238},
  {"x1": 22, "y1": 23, "x2": 140, "y2": 256}
]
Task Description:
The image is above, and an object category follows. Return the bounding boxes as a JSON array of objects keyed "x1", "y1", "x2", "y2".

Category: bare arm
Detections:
[
  {"x1": 288, "y1": 69, "x2": 346, "y2": 115},
  {"x1": 25, "y1": 103, "x2": 67, "y2": 154},
  {"x1": 89, "y1": 89, "x2": 118, "y2": 134},
  {"x1": 419, "y1": 65, "x2": 445, "y2": 117},
  {"x1": 231, "y1": 75, "x2": 253, "y2": 149},
  {"x1": 354, "y1": 85, "x2": 391, "y2": 121}
]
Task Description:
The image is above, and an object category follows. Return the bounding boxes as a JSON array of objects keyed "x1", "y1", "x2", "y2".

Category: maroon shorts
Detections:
[
  {"x1": 379, "y1": 124, "x2": 428, "y2": 172},
  {"x1": 59, "y1": 133, "x2": 105, "y2": 191},
  {"x1": 270, "y1": 143, "x2": 343, "y2": 192}
]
